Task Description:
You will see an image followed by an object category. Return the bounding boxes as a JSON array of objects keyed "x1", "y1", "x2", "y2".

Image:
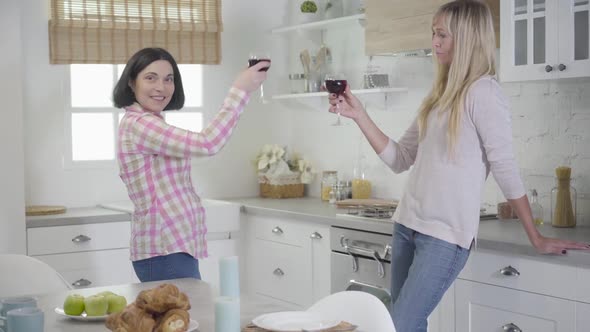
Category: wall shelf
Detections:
[
  {"x1": 272, "y1": 14, "x2": 366, "y2": 34},
  {"x1": 272, "y1": 87, "x2": 408, "y2": 100}
]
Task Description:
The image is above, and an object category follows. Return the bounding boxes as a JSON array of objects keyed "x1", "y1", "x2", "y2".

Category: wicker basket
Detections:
[{"x1": 258, "y1": 172, "x2": 304, "y2": 199}]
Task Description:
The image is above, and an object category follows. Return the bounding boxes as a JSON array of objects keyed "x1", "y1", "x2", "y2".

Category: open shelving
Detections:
[
  {"x1": 271, "y1": 14, "x2": 366, "y2": 34},
  {"x1": 272, "y1": 87, "x2": 408, "y2": 100}
]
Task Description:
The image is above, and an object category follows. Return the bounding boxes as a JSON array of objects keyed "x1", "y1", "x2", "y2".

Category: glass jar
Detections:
[
  {"x1": 529, "y1": 189, "x2": 544, "y2": 226},
  {"x1": 288, "y1": 73, "x2": 306, "y2": 94},
  {"x1": 334, "y1": 181, "x2": 347, "y2": 201},
  {"x1": 352, "y1": 157, "x2": 371, "y2": 199},
  {"x1": 321, "y1": 171, "x2": 338, "y2": 202},
  {"x1": 550, "y1": 168, "x2": 576, "y2": 227}
]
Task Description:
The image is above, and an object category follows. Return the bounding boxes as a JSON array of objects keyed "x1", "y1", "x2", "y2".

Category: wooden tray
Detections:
[
  {"x1": 335, "y1": 199, "x2": 398, "y2": 208},
  {"x1": 25, "y1": 205, "x2": 67, "y2": 216}
]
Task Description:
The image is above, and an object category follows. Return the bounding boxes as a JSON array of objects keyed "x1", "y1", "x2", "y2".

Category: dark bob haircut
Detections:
[{"x1": 113, "y1": 47, "x2": 185, "y2": 111}]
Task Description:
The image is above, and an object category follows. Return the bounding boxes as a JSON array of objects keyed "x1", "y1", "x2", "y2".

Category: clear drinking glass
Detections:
[
  {"x1": 324, "y1": 73, "x2": 347, "y2": 126},
  {"x1": 248, "y1": 52, "x2": 271, "y2": 103}
]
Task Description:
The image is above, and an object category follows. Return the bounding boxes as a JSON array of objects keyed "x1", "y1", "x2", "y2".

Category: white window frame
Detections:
[{"x1": 63, "y1": 64, "x2": 203, "y2": 170}]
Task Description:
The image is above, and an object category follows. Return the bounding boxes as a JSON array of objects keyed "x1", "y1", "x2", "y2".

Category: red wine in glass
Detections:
[
  {"x1": 248, "y1": 59, "x2": 271, "y2": 72},
  {"x1": 325, "y1": 79, "x2": 347, "y2": 95}
]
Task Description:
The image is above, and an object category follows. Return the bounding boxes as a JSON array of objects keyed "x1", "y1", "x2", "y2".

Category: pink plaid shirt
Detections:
[{"x1": 117, "y1": 87, "x2": 250, "y2": 261}]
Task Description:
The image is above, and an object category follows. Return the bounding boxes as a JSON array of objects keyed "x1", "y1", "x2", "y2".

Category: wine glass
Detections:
[
  {"x1": 324, "y1": 73, "x2": 347, "y2": 126},
  {"x1": 248, "y1": 52, "x2": 271, "y2": 103}
]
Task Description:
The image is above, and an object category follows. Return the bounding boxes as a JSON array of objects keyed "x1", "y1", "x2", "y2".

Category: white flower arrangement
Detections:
[{"x1": 255, "y1": 144, "x2": 316, "y2": 184}]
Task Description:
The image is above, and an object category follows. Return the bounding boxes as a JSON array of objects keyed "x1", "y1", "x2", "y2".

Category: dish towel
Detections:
[{"x1": 242, "y1": 321, "x2": 356, "y2": 331}]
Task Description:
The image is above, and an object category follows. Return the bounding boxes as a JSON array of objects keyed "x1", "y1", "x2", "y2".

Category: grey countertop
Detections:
[
  {"x1": 26, "y1": 197, "x2": 590, "y2": 268},
  {"x1": 225, "y1": 197, "x2": 590, "y2": 268},
  {"x1": 26, "y1": 207, "x2": 131, "y2": 228}
]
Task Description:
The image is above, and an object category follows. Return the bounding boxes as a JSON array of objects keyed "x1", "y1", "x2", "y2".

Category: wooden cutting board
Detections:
[
  {"x1": 335, "y1": 199, "x2": 398, "y2": 208},
  {"x1": 25, "y1": 205, "x2": 67, "y2": 216}
]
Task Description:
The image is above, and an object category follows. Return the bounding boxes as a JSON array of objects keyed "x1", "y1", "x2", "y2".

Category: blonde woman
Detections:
[{"x1": 328, "y1": 1, "x2": 590, "y2": 331}]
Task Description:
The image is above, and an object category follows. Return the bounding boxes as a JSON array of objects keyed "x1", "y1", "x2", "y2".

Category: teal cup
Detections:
[
  {"x1": 0, "y1": 297, "x2": 37, "y2": 329},
  {"x1": 5, "y1": 307, "x2": 44, "y2": 332}
]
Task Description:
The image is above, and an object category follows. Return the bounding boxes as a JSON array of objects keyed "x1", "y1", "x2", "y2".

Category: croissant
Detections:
[
  {"x1": 105, "y1": 303, "x2": 156, "y2": 332},
  {"x1": 136, "y1": 283, "x2": 191, "y2": 314},
  {"x1": 154, "y1": 309, "x2": 191, "y2": 332}
]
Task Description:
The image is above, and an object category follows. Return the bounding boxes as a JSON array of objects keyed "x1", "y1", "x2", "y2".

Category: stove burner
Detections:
[{"x1": 346, "y1": 205, "x2": 395, "y2": 219}]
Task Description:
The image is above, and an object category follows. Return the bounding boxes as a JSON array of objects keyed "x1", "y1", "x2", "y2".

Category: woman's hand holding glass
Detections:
[
  {"x1": 232, "y1": 61, "x2": 270, "y2": 94},
  {"x1": 328, "y1": 84, "x2": 367, "y2": 122}
]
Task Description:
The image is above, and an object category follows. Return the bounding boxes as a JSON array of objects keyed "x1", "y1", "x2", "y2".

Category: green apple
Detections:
[
  {"x1": 63, "y1": 294, "x2": 85, "y2": 316},
  {"x1": 96, "y1": 291, "x2": 116, "y2": 298},
  {"x1": 106, "y1": 294, "x2": 127, "y2": 314},
  {"x1": 84, "y1": 295, "x2": 108, "y2": 316}
]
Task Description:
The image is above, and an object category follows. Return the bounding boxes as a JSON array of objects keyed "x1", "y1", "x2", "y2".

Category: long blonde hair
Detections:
[{"x1": 417, "y1": 0, "x2": 497, "y2": 153}]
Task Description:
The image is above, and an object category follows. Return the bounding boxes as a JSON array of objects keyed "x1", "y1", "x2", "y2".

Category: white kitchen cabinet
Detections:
[
  {"x1": 245, "y1": 214, "x2": 331, "y2": 308},
  {"x1": 455, "y1": 248, "x2": 590, "y2": 331},
  {"x1": 27, "y1": 222, "x2": 138, "y2": 289},
  {"x1": 500, "y1": 0, "x2": 590, "y2": 82},
  {"x1": 455, "y1": 279, "x2": 576, "y2": 332},
  {"x1": 428, "y1": 282, "x2": 455, "y2": 332},
  {"x1": 576, "y1": 302, "x2": 590, "y2": 331}
]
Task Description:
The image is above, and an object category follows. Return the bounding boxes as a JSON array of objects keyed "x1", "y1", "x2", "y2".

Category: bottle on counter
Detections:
[
  {"x1": 321, "y1": 171, "x2": 338, "y2": 202},
  {"x1": 530, "y1": 189, "x2": 544, "y2": 226}
]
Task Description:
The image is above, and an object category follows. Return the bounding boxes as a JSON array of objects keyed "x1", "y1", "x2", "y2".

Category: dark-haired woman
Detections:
[{"x1": 114, "y1": 47, "x2": 269, "y2": 282}]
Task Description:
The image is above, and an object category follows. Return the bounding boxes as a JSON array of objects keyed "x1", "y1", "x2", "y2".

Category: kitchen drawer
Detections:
[
  {"x1": 251, "y1": 239, "x2": 312, "y2": 307},
  {"x1": 27, "y1": 222, "x2": 130, "y2": 255},
  {"x1": 250, "y1": 215, "x2": 310, "y2": 247},
  {"x1": 34, "y1": 249, "x2": 138, "y2": 288},
  {"x1": 577, "y1": 267, "x2": 590, "y2": 304},
  {"x1": 455, "y1": 279, "x2": 576, "y2": 332},
  {"x1": 458, "y1": 249, "x2": 578, "y2": 300}
]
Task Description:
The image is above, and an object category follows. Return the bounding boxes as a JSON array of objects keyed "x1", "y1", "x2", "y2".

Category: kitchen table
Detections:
[{"x1": 31, "y1": 278, "x2": 290, "y2": 332}]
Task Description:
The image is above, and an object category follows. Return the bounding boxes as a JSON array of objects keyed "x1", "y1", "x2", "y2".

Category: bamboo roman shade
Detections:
[{"x1": 49, "y1": 0, "x2": 223, "y2": 64}]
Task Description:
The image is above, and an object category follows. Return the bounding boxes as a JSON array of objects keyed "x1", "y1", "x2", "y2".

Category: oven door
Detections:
[{"x1": 331, "y1": 251, "x2": 392, "y2": 307}]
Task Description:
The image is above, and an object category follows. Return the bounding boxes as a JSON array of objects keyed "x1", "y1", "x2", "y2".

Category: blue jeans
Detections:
[
  {"x1": 390, "y1": 223, "x2": 470, "y2": 332},
  {"x1": 132, "y1": 252, "x2": 202, "y2": 282}
]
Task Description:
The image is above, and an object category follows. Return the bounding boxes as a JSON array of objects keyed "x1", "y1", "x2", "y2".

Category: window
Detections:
[{"x1": 67, "y1": 64, "x2": 203, "y2": 167}]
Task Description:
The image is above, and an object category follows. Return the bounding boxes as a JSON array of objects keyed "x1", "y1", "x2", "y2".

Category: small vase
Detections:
[{"x1": 298, "y1": 12, "x2": 320, "y2": 24}]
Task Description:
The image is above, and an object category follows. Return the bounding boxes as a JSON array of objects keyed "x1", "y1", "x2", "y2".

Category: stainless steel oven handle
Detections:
[
  {"x1": 342, "y1": 238, "x2": 387, "y2": 278},
  {"x1": 340, "y1": 236, "x2": 391, "y2": 259}
]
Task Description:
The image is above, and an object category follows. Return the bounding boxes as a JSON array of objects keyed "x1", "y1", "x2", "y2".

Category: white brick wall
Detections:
[{"x1": 507, "y1": 78, "x2": 590, "y2": 226}]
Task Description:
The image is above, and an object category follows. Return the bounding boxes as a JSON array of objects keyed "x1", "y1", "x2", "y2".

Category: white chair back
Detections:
[
  {"x1": 0, "y1": 254, "x2": 71, "y2": 298},
  {"x1": 307, "y1": 291, "x2": 396, "y2": 332}
]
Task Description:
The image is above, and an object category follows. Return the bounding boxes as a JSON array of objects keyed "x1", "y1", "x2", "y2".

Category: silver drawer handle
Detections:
[
  {"x1": 271, "y1": 227, "x2": 283, "y2": 235},
  {"x1": 72, "y1": 235, "x2": 92, "y2": 243},
  {"x1": 273, "y1": 268, "x2": 284, "y2": 276},
  {"x1": 502, "y1": 322, "x2": 522, "y2": 332},
  {"x1": 310, "y1": 232, "x2": 323, "y2": 239},
  {"x1": 72, "y1": 278, "x2": 92, "y2": 287},
  {"x1": 500, "y1": 265, "x2": 520, "y2": 277}
]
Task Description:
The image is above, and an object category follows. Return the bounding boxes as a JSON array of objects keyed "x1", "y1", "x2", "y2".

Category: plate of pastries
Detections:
[{"x1": 105, "y1": 283, "x2": 198, "y2": 332}]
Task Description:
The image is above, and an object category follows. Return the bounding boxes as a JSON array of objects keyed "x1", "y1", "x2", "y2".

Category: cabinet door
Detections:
[
  {"x1": 557, "y1": 0, "x2": 590, "y2": 78},
  {"x1": 577, "y1": 302, "x2": 590, "y2": 332},
  {"x1": 366, "y1": 0, "x2": 500, "y2": 55},
  {"x1": 428, "y1": 281, "x2": 455, "y2": 332},
  {"x1": 250, "y1": 238, "x2": 312, "y2": 307},
  {"x1": 500, "y1": 0, "x2": 559, "y2": 81},
  {"x1": 310, "y1": 224, "x2": 331, "y2": 303},
  {"x1": 455, "y1": 279, "x2": 575, "y2": 332},
  {"x1": 365, "y1": 0, "x2": 447, "y2": 54}
]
